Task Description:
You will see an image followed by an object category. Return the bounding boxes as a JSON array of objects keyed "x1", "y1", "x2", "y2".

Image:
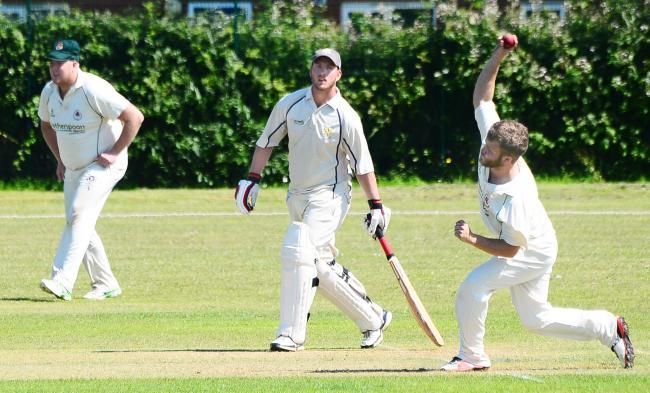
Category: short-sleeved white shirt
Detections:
[
  {"x1": 257, "y1": 87, "x2": 374, "y2": 193},
  {"x1": 475, "y1": 101, "x2": 557, "y2": 259},
  {"x1": 38, "y1": 69, "x2": 130, "y2": 170}
]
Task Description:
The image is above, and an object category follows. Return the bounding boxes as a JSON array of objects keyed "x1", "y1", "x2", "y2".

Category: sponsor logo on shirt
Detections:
[
  {"x1": 51, "y1": 122, "x2": 86, "y2": 134},
  {"x1": 293, "y1": 119, "x2": 304, "y2": 125},
  {"x1": 50, "y1": 108, "x2": 56, "y2": 118}
]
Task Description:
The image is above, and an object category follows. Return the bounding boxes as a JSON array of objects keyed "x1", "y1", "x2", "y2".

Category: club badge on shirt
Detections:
[
  {"x1": 73, "y1": 110, "x2": 82, "y2": 121},
  {"x1": 323, "y1": 127, "x2": 333, "y2": 137}
]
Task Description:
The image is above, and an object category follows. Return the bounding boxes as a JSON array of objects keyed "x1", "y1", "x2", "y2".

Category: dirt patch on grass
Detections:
[
  {"x1": 0, "y1": 346, "x2": 628, "y2": 380},
  {"x1": 0, "y1": 347, "x2": 447, "y2": 380}
]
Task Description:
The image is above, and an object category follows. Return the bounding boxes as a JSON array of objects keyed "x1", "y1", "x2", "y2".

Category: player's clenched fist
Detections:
[
  {"x1": 235, "y1": 172, "x2": 261, "y2": 215},
  {"x1": 454, "y1": 220, "x2": 474, "y2": 243}
]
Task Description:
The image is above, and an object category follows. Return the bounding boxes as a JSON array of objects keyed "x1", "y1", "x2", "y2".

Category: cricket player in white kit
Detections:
[
  {"x1": 38, "y1": 39, "x2": 144, "y2": 301},
  {"x1": 440, "y1": 35, "x2": 635, "y2": 371},
  {"x1": 235, "y1": 48, "x2": 392, "y2": 351}
]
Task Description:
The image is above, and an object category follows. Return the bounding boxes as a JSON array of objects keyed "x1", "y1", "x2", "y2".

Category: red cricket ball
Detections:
[{"x1": 502, "y1": 34, "x2": 517, "y2": 49}]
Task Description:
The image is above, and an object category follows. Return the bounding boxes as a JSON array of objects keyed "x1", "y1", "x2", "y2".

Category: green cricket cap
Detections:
[{"x1": 47, "y1": 39, "x2": 80, "y2": 61}]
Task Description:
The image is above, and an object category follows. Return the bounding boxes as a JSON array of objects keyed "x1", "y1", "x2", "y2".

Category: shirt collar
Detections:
[{"x1": 306, "y1": 86, "x2": 343, "y2": 109}]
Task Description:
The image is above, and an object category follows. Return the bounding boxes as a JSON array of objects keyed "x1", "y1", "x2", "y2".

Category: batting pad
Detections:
[
  {"x1": 277, "y1": 222, "x2": 318, "y2": 344},
  {"x1": 315, "y1": 258, "x2": 384, "y2": 332}
]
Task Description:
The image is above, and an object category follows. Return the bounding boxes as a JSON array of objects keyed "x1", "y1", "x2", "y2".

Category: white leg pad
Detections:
[
  {"x1": 315, "y1": 258, "x2": 383, "y2": 332},
  {"x1": 277, "y1": 222, "x2": 318, "y2": 345}
]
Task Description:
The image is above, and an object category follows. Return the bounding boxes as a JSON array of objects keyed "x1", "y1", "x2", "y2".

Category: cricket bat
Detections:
[{"x1": 374, "y1": 228, "x2": 444, "y2": 347}]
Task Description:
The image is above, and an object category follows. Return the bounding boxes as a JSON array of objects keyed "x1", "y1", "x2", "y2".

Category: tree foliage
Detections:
[{"x1": 0, "y1": 0, "x2": 647, "y2": 187}]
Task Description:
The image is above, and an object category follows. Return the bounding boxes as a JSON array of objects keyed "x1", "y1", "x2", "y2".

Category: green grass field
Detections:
[{"x1": 0, "y1": 183, "x2": 647, "y2": 392}]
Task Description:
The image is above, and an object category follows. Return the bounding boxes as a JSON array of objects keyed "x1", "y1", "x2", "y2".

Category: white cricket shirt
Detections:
[
  {"x1": 475, "y1": 101, "x2": 557, "y2": 259},
  {"x1": 257, "y1": 87, "x2": 374, "y2": 193},
  {"x1": 38, "y1": 69, "x2": 130, "y2": 170}
]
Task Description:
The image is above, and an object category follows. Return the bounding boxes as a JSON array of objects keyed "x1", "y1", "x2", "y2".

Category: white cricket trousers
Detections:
[
  {"x1": 50, "y1": 161, "x2": 126, "y2": 292},
  {"x1": 455, "y1": 254, "x2": 618, "y2": 367},
  {"x1": 286, "y1": 187, "x2": 383, "y2": 332}
]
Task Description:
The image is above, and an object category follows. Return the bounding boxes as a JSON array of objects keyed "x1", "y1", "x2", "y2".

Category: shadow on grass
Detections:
[
  {"x1": 313, "y1": 368, "x2": 435, "y2": 373},
  {"x1": 94, "y1": 349, "x2": 268, "y2": 353},
  {"x1": 0, "y1": 297, "x2": 55, "y2": 303}
]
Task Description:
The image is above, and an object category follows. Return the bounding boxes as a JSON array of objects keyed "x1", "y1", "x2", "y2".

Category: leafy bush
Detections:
[{"x1": 0, "y1": 0, "x2": 647, "y2": 187}]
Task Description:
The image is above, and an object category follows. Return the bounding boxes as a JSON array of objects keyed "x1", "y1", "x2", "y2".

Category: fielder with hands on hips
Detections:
[
  {"x1": 440, "y1": 34, "x2": 634, "y2": 371},
  {"x1": 235, "y1": 48, "x2": 392, "y2": 352},
  {"x1": 38, "y1": 39, "x2": 144, "y2": 301}
]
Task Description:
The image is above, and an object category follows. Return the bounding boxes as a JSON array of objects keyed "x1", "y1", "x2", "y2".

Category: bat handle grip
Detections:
[
  {"x1": 367, "y1": 213, "x2": 394, "y2": 259},
  {"x1": 375, "y1": 227, "x2": 394, "y2": 259}
]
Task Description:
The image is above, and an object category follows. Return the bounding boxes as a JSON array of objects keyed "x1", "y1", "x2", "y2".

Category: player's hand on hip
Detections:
[
  {"x1": 234, "y1": 172, "x2": 261, "y2": 215},
  {"x1": 96, "y1": 152, "x2": 118, "y2": 167},
  {"x1": 454, "y1": 220, "x2": 473, "y2": 243},
  {"x1": 364, "y1": 199, "x2": 391, "y2": 239}
]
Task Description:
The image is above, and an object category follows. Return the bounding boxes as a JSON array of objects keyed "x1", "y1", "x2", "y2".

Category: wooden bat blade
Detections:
[{"x1": 388, "y1": 255, "x2": 445, "y2": 347}]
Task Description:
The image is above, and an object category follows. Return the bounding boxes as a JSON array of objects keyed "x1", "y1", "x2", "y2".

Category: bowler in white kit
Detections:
[
  {"x1": 235, "y1": 48, "x2": 392, "y2": 351},
  {"x1": 440, "y1": 35, "x2": 634, "y2": 371},
  {"x1": 38, "y1": 39, "x2": 144, "y2": 301}
]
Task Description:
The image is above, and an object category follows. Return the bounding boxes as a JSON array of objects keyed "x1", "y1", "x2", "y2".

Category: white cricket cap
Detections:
[{"x1": 312, "y1": 48, "x2": 341, "y2": 68}]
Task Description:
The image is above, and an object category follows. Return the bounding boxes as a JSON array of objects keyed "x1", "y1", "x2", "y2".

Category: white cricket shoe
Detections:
[
  {"x1": 361, "y1": 310, "x2": 392, "y2": 349},
  {"x1": 40, "y1": 279, "x2": 72, "y2": 301},
  {"x1": 440, "y1": 357, "x2": 490, "y2": 372},
  {"x1": 611, "y1": 316, "x2": 634, "y2": 368},
  {"x1": 270, "y1": 335, "x2": 304, "y2": 352},
  {"x1": 83, "y1": 287, "x2": 122, "y2": 300}
]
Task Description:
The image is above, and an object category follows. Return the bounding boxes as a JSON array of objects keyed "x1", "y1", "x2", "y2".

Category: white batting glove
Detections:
[
  {"x1": 363, "y1": 199, "x2": 391, "y2": 239},
  {"x1": 234, "y1": 172, "x2": 261, "y2": 215}
]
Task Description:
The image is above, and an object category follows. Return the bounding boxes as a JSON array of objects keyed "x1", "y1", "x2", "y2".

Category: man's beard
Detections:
[{"x1": 479, "y1": 155, "x2": 503, "y2": 168}]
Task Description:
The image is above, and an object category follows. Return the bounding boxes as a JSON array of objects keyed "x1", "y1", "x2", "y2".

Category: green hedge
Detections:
[{"x1": 0, "y1": 0, "x2": 647, "y2": 187}]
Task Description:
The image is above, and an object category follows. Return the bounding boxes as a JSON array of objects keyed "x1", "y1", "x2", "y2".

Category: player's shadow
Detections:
[
  {"x1": 313, "y1": 368, "x2": 435, "y2": 374},
  {"x1": 0, "y1": 297, "x2": 55, "y2": 303},
  {"x1": 95, "y1": 349, "x2": 268, "y2": 353}
]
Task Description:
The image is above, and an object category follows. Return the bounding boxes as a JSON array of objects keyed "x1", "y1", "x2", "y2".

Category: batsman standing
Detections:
[
  {"x1": 38, "y1": 39, "x2": 144, "y2": 301},
  {"x1": 440, "y1": 35, "x2": 634, "y2": 371},
  {"x1": 235, "y1": 48, "x2": 392, "y2": 351}
]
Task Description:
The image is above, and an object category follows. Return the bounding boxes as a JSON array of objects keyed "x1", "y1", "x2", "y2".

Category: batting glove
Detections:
[
  {"x1": 364, "y1": 199, "x2": 391, "y2": 239},
  {"x1": 235, "y1": 172, "x2": 261, "y2": 215}
]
